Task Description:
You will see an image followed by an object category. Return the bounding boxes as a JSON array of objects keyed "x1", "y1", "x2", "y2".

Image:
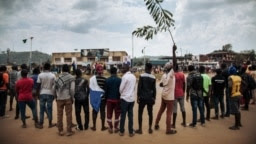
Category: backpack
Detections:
[
  {"x1": 191, "y1": 73, "x2": 204, "y2": 91},
  {"x1": 248, "y1": 75, "x2": 256, "y2": 90},
  {"x1": 0, "y1": 72, "x2": 5, "y2": 87},
  {"x1": 74, "y1": 78, "x2": 88, "y2": 101}
]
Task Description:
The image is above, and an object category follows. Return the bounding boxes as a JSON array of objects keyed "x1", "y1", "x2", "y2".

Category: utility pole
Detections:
[{"x1": 30, "y1": 37, "x2": 33, "y2": 73}]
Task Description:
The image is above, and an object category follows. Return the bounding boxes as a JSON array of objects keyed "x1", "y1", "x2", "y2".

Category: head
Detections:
[
  {"x1": 188, "y1": 65, "x2": 195, "y2": 72},
  {"x1": 110, "y1": 67, "x2": 117, "y2": 75},
  {"x1": 43, "y1": 63, "x2": 51, "y2": 71},
  {"x1": 32, "y1": 67, "x2": 40, "y2": 75},
  {"x1": 240, "y1": 66, "x2": 247, "y2": 74},
  {"x1": 96, "y1": 64, "x2": 103, "y2": 75},
  {"x1": 215, "y1": 69, "x2": 222, "y2": 75},
  {"x1": 21, "y1": 69, "x2": 28, "y2": 78},
  {"x1": 62, "y1": 64, "x2": 70, "y2": 73},
  {"x1": 122, "y1": 64, "x2": 130, "y2": 74},
  {"x1": 145, "y1": 63, "x2": 152, "y2": 73},
  {"x1": 228, "y1": 66, "x2": 237, "y2": 75},
  {"x1": 174, "y1": 64, "x2": 179, "y2": 72},
  {"x1": 12, "y1": 65, "x2": 18, "y2": 71},
  {"x1": 220, "y1": 63, "x2": 227, "y2": 70},
  {"x1": 0, "y1": 65, "x2": 7, "y2": 72},
  {"x1": 164, "y1": 62, "x2": 173, "y2": 72},
  {"x1": 75, "y1": 69, "x2": 82, "y2": 77},
  {"x1": 199, "y1": 66, "x2": 205, "y2": 73},
  {"x1": 20, "y1": 64, "x2": 28, "y2": 70}
]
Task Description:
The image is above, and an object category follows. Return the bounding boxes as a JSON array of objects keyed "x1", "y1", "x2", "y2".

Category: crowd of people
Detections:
[{"x1": 0, "y1": 46, "x2": 256, "y2": 137}]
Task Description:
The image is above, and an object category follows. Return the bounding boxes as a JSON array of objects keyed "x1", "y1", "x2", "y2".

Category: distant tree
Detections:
[
  {"x1": 222, "y1": 44, "x2": 232, "y2": 51},
  {"x1": 132, "y1": 0, "x2": 175, "y2": 43}
]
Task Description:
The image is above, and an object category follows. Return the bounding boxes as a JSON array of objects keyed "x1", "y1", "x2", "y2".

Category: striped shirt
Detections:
[{"x1": 96, "y1": 75, "x2": 106, "y2": 90}]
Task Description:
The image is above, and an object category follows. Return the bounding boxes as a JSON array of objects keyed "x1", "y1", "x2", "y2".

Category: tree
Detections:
[
  {"x1": 222, "y1": 44, "x2": 232, "y2": 51},
  {"x1": 132, "y1": 0, "x2": 175, "y2": 43}
]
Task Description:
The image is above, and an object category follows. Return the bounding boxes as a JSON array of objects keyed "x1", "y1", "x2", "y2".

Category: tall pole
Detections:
[
  {"x1": 132, "y1": 34, "x2": 134, "y2": 67},
  {"x1": 30, "y1": 37, "x2": 33, "y2": 72},
  {"x1": 143, "y1": 47, "x2": 146, "y2": 68}
]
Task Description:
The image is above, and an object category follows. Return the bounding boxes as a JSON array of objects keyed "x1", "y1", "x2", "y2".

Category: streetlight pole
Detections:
[
  {"x1": 30, "y1": 37, "x2": 33, "y2": 72},
  {"x1": 143, "y1": 47, "x2": 146, "y2": 68},
  {"x1": 132, "y1": 34, "x2": 134, "y2": 67}
]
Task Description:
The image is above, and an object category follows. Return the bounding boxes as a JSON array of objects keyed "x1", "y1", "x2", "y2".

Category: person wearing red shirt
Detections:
[
  {"x1": 171, "y1": 65, "x2": 186, "y2": 128},
  {"x1": 16, "y1": 69, "x2": 40, "y2": 128}
]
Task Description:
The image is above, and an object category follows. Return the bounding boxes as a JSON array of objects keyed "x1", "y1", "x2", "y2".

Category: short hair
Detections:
[
  {"x1": 44, "y1": 63, "x2": 51, "y2": 70},
  {"x1": 33, "y1": 67, "x2": 40, "y2": 75},
  {"x1": 188, "y1": 65, "x2": 194, "y2": 72},
  {"x1": 12, "y1": 65, "x2": 18, "y2": 71},
  {"x1": 20, "y1": 64, "x2": 28, "y2": 70},
  {"x1": 75, "y1": 69, "x2": 82, "y2": 77},
  {"x1": 199, "y1": 66, "x2": 205, "y2": 73},
  {"x1": 21, "y1": 69, "x2": 28, "y2": 77},
  {"x1": 0, "y1": 65, "x2": 7, "y2": 72},
  {"x1": 145, "y1": 63, "x2": 152, "y2": 71},
  {"x1": 122, "y1": 64, "x2": 130, "y2": 73},
  {"x1": 215, "y1": 69, "x2": 222, "y2": 75},
  {"x1": 221, "y1": 63, "x2": 227, "y2": 69},
  {"x1": 110, "y1": 67, "x2": 117, "y2": 74},
  {"x1": 62, "y1": 64, "x2": 69, "y2": 72}
]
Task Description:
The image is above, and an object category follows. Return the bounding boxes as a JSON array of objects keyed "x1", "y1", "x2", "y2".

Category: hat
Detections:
[
  {"x1": 164, "y1": 62, "x2": 173, "y2": 69},
  {"x1": 96, "y1": 64, "x2": 103, "y2": 72},
  {"x1": 228, "y1": 66, "x2": 237, "y2": 75}
]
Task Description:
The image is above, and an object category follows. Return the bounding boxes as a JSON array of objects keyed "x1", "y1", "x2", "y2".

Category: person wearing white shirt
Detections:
[{"x1": 119, "y1": 64, "x2": 136, "y2": 137}]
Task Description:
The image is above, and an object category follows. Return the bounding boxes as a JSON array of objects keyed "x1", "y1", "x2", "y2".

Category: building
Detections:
[
  {"x1": 51, "y1": 49, "x2": 128, "y2": 69},
  {"x1": 207, "y1": 50, "x2": 237, "y2": 65}
]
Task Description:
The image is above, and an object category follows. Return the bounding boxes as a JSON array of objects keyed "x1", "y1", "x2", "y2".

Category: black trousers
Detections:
[
  {"x1": 138, "y1": 101, "x2": 153, "y2": 129},
  {"x1": 0, "y1": 91, "x2": 7, "y2": 117},
  {"x1": 75, "y1": 99, "x2": 89, "y2": 129},
  {"x1": 92, "y1": 100, "x2": 106, "y2": 127}
]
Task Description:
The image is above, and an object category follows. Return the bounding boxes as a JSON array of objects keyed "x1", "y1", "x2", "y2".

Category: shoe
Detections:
[
  {"x1": 59, "y1": 131, "x2": 64, "y2": 136},
  {"x1": 76, "y1": 126, "x2": 83, "y2": 131},
  {"x1": 154, "y1": 125, "x2": 159, "y2": 130},
  {"x1": 114, "y1": 128, "x2": 119, "y2": 133},
  {"x1": 119, "y1": 132, "x2": 124, "y2": 136},
  {"x1": 91, "y1": 127, "x2": 96, "y2": 131},
  {"x1": 71, "y1": 123, "x2": 77, "y2": 128},
  {"x1": 148, "y1": 128, "x2": 153, "y2": 134},
  {"x1": 211, "y1": 116, "x2": 219, "y2": 120},
  {"x1": 35, "y1": 123, "x2": 43, "y2": 129},
  {"x1": 101, "y1": 126, "x2": 108, "y2": 131},
  {"x1": 166, "y1": 130, "x2": 177, "y2": 135},
  {"x1": 220, "y1": 114, "x2": 225, "y2": 119},
  {"x1": 171, "y1": 124, "x2": 176, "y2": 129},
  {"x1": 25, "y1": 116, "x2": 30, "y2": 119},
  {"x1": 108, "y1": 128, "x2": 113, "y2": 134},
  {"x1": 66, "y1": 131, "x2": 75, "y2": 136},
  {"x1": 84, "y1": 125, "x2": 88, "y2": 130},
  {"x1": 129, "y1": 131, "x2": 135, "y2": 137},
  {"x1": 2, "y1": 115, "x2": 10, "y2": 119},
  {"x1": 135, "y1": 129, "x2": 142, "y2": 134},
  {"x1": 14, "y1": 116, "x2": 19, "y2": 120},
  {"x1": 181, "y1": 122, "x2": 186, "y2": 127},
  {"x1": 201, "y1": 123, "x2": 206, "y2": 127},
  {"x1": 48, "y1": 123, "x2": 56, "y2": 128},
  {"x1": 238, "y1": 123, "x2": 243, "y2": 127},
  {"x1": 229, "y1": 125, "x2": 239, "y2": 130},
  {"x1": 22, "y1": 124, "x2": 27, "y2": 128},
  {"x1": 189, "y1": 123, "x2": 196, "y2": 127}
]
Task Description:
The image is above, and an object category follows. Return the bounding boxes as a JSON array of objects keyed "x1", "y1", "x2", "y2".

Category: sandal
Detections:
[{"x1": 166, "y1": 130, "x2": 177, "y2": 135}]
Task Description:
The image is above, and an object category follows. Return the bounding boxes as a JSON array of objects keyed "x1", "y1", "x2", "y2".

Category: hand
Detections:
[
  {"x1": 159, "y1": 82, "x2": 163, "y2": 87},
  {"x1": 173, "y1": 44, "x2": 177, "y2": 51}
]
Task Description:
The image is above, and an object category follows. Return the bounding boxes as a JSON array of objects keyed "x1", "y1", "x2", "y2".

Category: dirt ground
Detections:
[{"x1": 0, "y1": 81, "x2": 256, "y2": 144}]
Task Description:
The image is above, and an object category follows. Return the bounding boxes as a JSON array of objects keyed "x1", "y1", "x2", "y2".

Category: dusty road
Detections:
[{"x1": 0, "y1": 82, "x2": 256, "y2": 144}]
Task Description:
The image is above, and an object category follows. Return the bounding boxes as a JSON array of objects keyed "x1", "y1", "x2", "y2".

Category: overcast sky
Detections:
[{"x1": 0, "y1": 0, "x2": 255, "y2": 57}]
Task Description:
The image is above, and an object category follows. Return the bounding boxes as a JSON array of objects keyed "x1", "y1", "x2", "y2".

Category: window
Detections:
[
  {"x1": 113, "y1": 56, "x2": 120, "y2": 61},
  {"x1": 55, "y1": 58, "x2": 61, "y2": 62},
  {"x1": 64, "y1": 58, "x2": 72, "y2": 62},
  {"x1": 77, "y1": 57, "x2": 83, "y2": 61}
]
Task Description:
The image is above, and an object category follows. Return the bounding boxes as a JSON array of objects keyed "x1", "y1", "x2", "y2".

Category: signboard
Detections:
[{"x1": 81, "y1": 49, "x2": 109, "y2": 57}]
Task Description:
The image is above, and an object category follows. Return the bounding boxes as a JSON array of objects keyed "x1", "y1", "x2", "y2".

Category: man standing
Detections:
[
  {"x1": 172, "y1": 65, "x2": 186, "y2": 128},
  {"x1": 74, "y1": 69, "x2": 90, "y2": 131},
  {"x1": 211, "y1": 69, "x2": 226, "y2": 119},
  {"x1": 55, "y1": 64, "x2": 75, "y2": 136},
  {"x1": 186, "y1": 65, "x2": 205, "y2": 127},
  {"x1": 228, "y1": 66, "x2": 242, "y2": 130},
  {"x1": 37, "y1": 63, "x2": 56, "y2": 128},
  {"x1": 199, "y1": 66, "x2": 212, "y2": 121},
  {"x1": 0, "y1": 65, "x2": 9, "y2": 119},
  {"x1": 15, "y1": 69, "x2": 41, "y2": 128},
  {"x1": 105, "y1": 67, "x2": 121, "y2": 133},
  {"x1": 119, "y1": 64, "x2": 136, "y2": 137},
  {"x1": 154, "y1": 44, "x2": 177, "y2": 134},
  {"x1": 89, "y1": 64, "x2": 108, "y2": 131},
  {"x1": 9, "y1": 65, "x2": 18, "y2": 113},
  {"x1": 135, "y1": 63, "x2": 156, "y2": 134},
  {"x1": 221, "y1": 63, "x2": 230, "y2": 117}
]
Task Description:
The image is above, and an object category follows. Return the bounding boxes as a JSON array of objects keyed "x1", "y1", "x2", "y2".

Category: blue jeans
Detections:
[
  {"x1": 39, "y1": 94, "x2": 54, "y2": 124},
  {"x1": 190, "y1": 96, "x2": 205, "y2": 125},
  {"x1": 19, "y1": 100, "x2": 37, "y2": 122},
  {"x1": 214, "y1": 94, "x2": 224, "y2": 116},
  {"x1": 120, "y1": 99, "x2": 134, "y2": 134}
]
